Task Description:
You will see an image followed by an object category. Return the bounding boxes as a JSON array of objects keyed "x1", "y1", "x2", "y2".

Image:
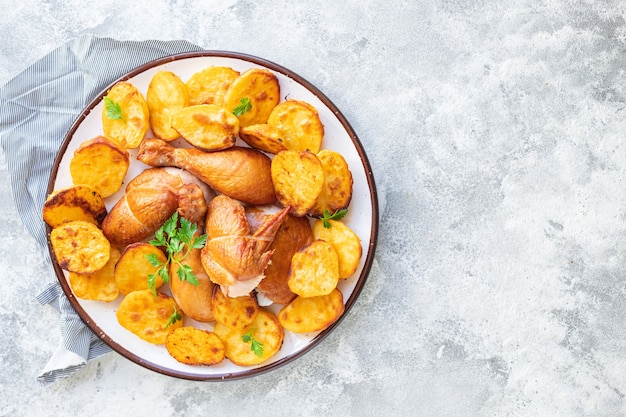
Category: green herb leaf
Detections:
[
  {"x1": 145, "y1": 253, "x2": 162, "y2": 268},
  {"x1": 320, "y1": 208, "x2": 348, "y2": 228},
  {"x1": 166, "y1": 306, "x2": 182, "y2": 328},
  {"x1": 233, "y1": 97, "x2": 252, "y2": 116},
  {"x1": 242, "y1": 331, "x2": 264, "y2": 357},
  {"x1": 103, "y1": 97, "x2": 126, "y2": 123}
]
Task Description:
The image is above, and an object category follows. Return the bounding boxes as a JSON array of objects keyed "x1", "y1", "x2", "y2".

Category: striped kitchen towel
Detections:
[{"x1": 0, "y1": 35, "x2": 202, "y2": 384}]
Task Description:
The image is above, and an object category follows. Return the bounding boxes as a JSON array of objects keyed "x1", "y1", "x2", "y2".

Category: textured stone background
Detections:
[{"x1": 1, "y1": 1, "x2": 626, "y2": 416}]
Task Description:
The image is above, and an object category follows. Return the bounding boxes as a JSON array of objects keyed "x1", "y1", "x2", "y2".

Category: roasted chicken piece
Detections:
[{"x1": 137, "y1": 138, "x2": 276, "y2": 205}]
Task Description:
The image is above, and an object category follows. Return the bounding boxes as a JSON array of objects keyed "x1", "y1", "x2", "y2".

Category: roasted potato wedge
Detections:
[
  {"x1": 147, "y1": 71, "x2": 189, "y2": 141},
  {"x1": 43, "y1": 184, "x2": 107, "y2": 228},
  {"x1": 213, "y1": 309, "x2": 284, "y2": 366},
  {"x1": 222, "y1": 68, "x2": 280, "y2": 127},
  {"x1": 287, "y1": 239, "x2": 340, "y2": 297},
  {"x1": 278, "y1": 288, "x2": 344, "y2": 333},
  {"x1": 212, "y1": 289, "x2": 260, "y2": 330},
  {"x1": 185, "y1": 66, "x2": 240, "y2": 106},
  {"x1": 312, "y1": 219, "x2": 362, "y2": 279},
  {"x1": 166, "y1": 327, "x2": 225, "y2": 366},
  {"x1": 170, "y1": 247, "x2": 215, "y2": 323},
  {"x1": 50, "y1": 220, "x2": 110, "y2": 274},
  {"x1": 116, "y1": 290, "x2": 182, "y2": 345},
  {"x1": 271, "y1": 150, "x2": 324, "y2": 216},
  {"x1": 171, "y1": 104, "x2": 239, "y2": 151},
  {"x1": 101, "y1": 82, "x2": 149, "y2": 149},
  {"x1": 239, "y1": 123, "x2": 287, "y2": 155},
  {"x1": 114, "y1": 242, "x2": 166, "y2": 295},
  {"x1": 68, "y1": 246, "x2": 121, "y2": 302},
  {"x1": 69, "y1": 135, "x2": 130, "y2": 198},
  {"x1": 308, "y1": 150, "x2": 353, "y2": 217},
  {"x1": 267, "y1": 100, "x2": 324, "y2": 153}
]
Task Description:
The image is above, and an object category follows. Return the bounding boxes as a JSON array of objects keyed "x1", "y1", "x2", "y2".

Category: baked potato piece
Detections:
[
  {"x1": 239, "y1": 123, "x2": 287, "y2": 155},
  {"x1": 147, "y1": 70, "x2": 189, "y2": 141},
  {"x1": 185, "y1": 66, "x2": 240, "y2": 106},
  {"x1": 267, "y1": 100, "x2": 324, "y2": 153},
  {"x1": 69, "y1": 135, "x2": 130, "y2": 198},
  {"x1": 171, "y1": 104, "x2": 239, "y2": 151},
  {"x1": 169, "y1": 247, "x2": 215, "y2": 323},
  {"x1": 271, "y1": 150, "x2": 324, "y2": 216},
  {"x1": 308, "y1": 150, "x2": 353, "y2": 217},
  {"x1": 212, "y1": 289, "x2": 259, "y2": 330},
  {"x1": 213, "y1": 309, "x2": 284, "y2": 366},
  {"x1": 166, "y1": 327, "x2": 225, "y2": 366},
  {"x1": 68, "y1": 246, "x2": 121, "y2": 302},
  {"x1": 278, "y1": 288, "x2": 344, "y2": 333},
  {"x1": 116, "y1": 290, "x2": 182, "y2": 345},
  {"x1": 114, "y1": 242, "x2": 167, "y2": 295},
  {"x1": 50, "y1": 220, "x2": 110, "y2": 274},
  {"x1": 222, "y1": 68, "x2": 280, "y2": 128},
  {"x1": 101, "y1": 82, "x2": 149, "y2": 149},
  {"x1": 287, "y1": 239, "x2": 340, "y2": 297},
  {"x1": 312, "y1": 219, "x2": 362, "y2": 279},
  {"x1": 43, "y1": 184, "x2": 107, "y2": 228}
]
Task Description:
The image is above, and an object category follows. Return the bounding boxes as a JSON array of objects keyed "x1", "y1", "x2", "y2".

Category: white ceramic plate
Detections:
[{"x1": 46, "y1": 51, "x2": 378, "y2": 380}]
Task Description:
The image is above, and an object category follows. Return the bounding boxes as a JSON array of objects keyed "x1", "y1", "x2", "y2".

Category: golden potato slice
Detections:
[
  {"x1": 185, "y1": 66, "x2": 240, "y2": 106},
  {"x1": 287, "y1": 239, "x2": 339, "y2": 297},
  {"x1": 69, "y1": 135, "x2": 130, "y2": 198},
  {"x1": 312, "y1": 219, "x2": 363, "y2": 279},
  {"x1": 308, "y1": 150, "x2": 353, "y2": 217},
  {"x1": 170, "y1": 247, "x2": 215, "y2": 323},
  {"x1": 239, "y1": 123, "x2": 287, "y2": 155},
  {"x1": 278, "y1": 288, "x2": 344, "y2": 333},
  {"x1": 147, "y1": 71, "x2": 189, "y2": 141},
  {"x1": 267, "y1": 100, "x2": 324, "y2": 153},
  {"x1": 116, "y1": 290, "x2": 182, "y2": 345},
  {"x1": 101, "y1": 82, "x2": 149, "y2": 149},
  {"x1": 213, "y1": 309, "x2": 284, "y2": 366},
  {"x1": 68, "y1": 246, "x2": 121, "y2": 302},
  {"x1": 222, "y1": 68, "x2": 280, "y2": 128},
  {"x1": 43, "y1": 185, "x2": 107, "y2": 228},
  {"x1": 50, "y1": 221, "x2": 110, "y2": 274},
  {"x1": 166, "y1": 327, "x2": 225, "y2": 366},
  {"x1": 171, "y1": 104, "x2": 239, "y2": 151},
  {"x1": 271, "y1": 150, "x2": 324, "y2": 216},
  {"x1": 212, "y1": 288, "x2": 259, "y2": 330},
  {"x1": 114, "y1": 242, "x2": 167, "y2": 295}
]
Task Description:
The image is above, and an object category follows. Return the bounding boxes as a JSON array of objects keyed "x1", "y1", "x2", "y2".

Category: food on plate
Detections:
[
  {"x1": 116, "y1": 289, "x2": 182, "y2": 344},
  {"x1": 137, "y1": 138, "x2": 276, "y2": 205},
  {"x1": 185, "y1": 66, "x2": 240, "y2": 106},
  {"x1": 166, "y1": 327, "x2": 225, "y2": 366},
  {"x1": 50, "y1": 220, "x2": 110, "y2": 273},
  {"x1": 239, "y1": 123, "x2": 286, "y2": 155},
  {"x1": 114, "y1": 242, "x2": 167, "y2": 295},
  {"x1": 308, "y1": 150, "x2": 353, "y2": 217},
  {"x1": 171, "y1": 104, "x2": 239, "y2": 151},
  {"x1": 312, "y1": 218, "x2": 362, "y2": 279},
  {"x1": 68, "y1": 246, "x2": 121, "y2": 302},
  {"x1": 169, "y1": 246, "x2": 216, "y2": 323},
  {"x1": 200, "y1": 195, "x2": 289, "y2": 297},
  {"x1": 267, "y1": 100, "x2": 324, "y2": 153},
  {"x1": 147, "y1": 70, "x2": 189, "y2": 141},
  {"x1": 212, "y1": 289, "x2": 259, "y2": 330},
  {"x1": 287, "y1": 239, "x2": 339, "y2": 297},
  {"x1": 213, "y1": 309, "x2": 284, "y2": 366},
  {"x1": 42, "y1": 184, "x2": 107, "y2": 228},
  {"x1": 222, "y1": 68, "x2": 280, "y2": 127},
  {"x1": 271, "y1": 150, "x2": 324, "y2": 216},
  {"x1": 68, "y1": 135, "x2": 130, "y2": 198},
  {"x1": 278, "y1": 288, "x2": 344, "y2": 333},
  {"x1": 101, "y1": 82, "x2": 149, "y2": 149}
]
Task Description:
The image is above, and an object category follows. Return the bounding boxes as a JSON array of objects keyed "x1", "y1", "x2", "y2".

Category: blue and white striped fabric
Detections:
[{"x1": 0, "y1": 35, "x2": 202, "y2": 384}]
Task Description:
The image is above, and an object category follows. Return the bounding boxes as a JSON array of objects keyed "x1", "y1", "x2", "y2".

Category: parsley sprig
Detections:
[
  {"x1": 320, "y1": 209, "x2": 348, "y2": 228},
  {"x1": 103, "y1": 97, "x2": 126, "y2": 123},
  {"x1": 233, "y1": 97, "x2": 252, "y2": 116},
  {"x1": 146, "y1": 212, "x2": 207, "y2": 297},
  {"x1": 166, "y1": 305, "x2": 182, "y2": 328},
  {"x1": 242, "y1": 331, "x2": 264, "y2": 357}
]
